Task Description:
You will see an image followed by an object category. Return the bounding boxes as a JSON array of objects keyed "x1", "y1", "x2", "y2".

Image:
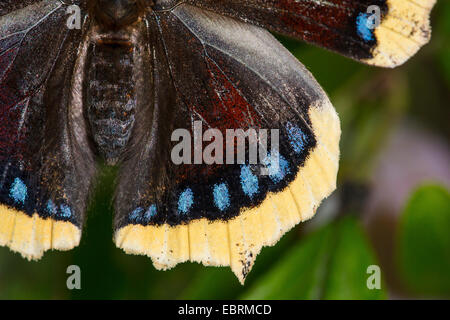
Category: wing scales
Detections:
[
  {"x1": 0, "y1": 1, "x2": 95, "y2": 259},
  {"x1": 114, "y1": 4, "x2": 340, "y2": 283}
]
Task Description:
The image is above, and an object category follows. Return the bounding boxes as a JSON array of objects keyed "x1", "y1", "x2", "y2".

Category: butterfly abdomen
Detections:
[{"x1": 86, "y1": 42, "x2": 136, "y2": 164}]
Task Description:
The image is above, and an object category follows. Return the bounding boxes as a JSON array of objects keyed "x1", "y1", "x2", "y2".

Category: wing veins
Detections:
[
  {"x1": 0, "y1": 3, "x2": 62, "y2": 41},
  {"x1": 171, "y1": 8, "x2": 314, "y2": 134},
  {"x1": 191, "y1": 1, "x2": 374, "y2": 51}
]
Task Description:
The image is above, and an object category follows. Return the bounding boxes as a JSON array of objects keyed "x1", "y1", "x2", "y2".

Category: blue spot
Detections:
[
  {"x1": 46, "y1": 200, "x2": 57, "y2": 215},
  {"x1": 178, "y1": 188, "x2": 194, "y2": 214},
  {"x1": 286, "y1": 122, "x2": 308, "y2": 154},
  {"x1": 356, "y1": 13, "x2": 375, "y2": 42},
  {"x1": 263, "y1": 152, "x2": 291, "y2": 183},
  {"x1": 240, "y1": 165, "x2": 259, "y2": 198},
  {"x1": 59, "y1": 204, "x2": 72, "y2": 219},
  {"x1": 143, "y1": 204, "x2": 157, "y2": 222},
  {"x1": 129, "y1": 207, "x2": 144, "y2": 223},
  {"x1": 9, "y1": 178, "x2": 27, "y2": 204},
  {"x1": 213, "y1": 183, "x2": 230, "y2": 211}
]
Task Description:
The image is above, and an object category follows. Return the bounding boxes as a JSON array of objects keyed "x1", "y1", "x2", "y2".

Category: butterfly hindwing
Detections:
[
  {"x1": 0, "y1": 1, "x2": 95, "y2": 259},
  {"x1": 184, "y1": 0, "x2": 436, "y2": 67},
  {"x1": 114, "y1": 4, "x2": 340, "y2": 283}
]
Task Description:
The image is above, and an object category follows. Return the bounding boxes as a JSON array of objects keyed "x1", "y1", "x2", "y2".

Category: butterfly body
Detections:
[
  {"x1": 89, "y1": 0, "x2": 149, "y2": 30},
  {"x1": 0, "y1": 0, "x2": 435, "y2": 283},
  {"x1": 86, "y1": 33, "x2": 137, "y2": 163},
  {"x1": 85, "y1": 0, "x2": 153, "y2": 162}
]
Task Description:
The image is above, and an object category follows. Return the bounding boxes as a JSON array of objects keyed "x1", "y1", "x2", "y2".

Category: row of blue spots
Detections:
[
  {"x1": 286, "y1": 122, "x2": 308, "y2": 154},
  {"x1": 46, "y1": 199, "x2": 73, "y2": 219},
  {"x1": 263, "y1": 152, "x2": 291, "y2": 183},
  {"x1": 129, "y1": 204, "x2": 158, "y2": 223},
  {"x1": 9, "y1": 177, "x2": 27, "y2": 204},
  {"x1": 240, "y1": 165, "x2": 259, "y2": 198},
  {"x1": 176, "y1": 155, "x2": 290, "y2": 214},
  {"x1": 178, "y1": 188, "x2": 194, "y2": 214},
  {"x1": 356, "y1": 13, "x2": 375, "y2": 42},
  {"x1": 213, "y1": 183, "x2": 230, "y2": 211}
]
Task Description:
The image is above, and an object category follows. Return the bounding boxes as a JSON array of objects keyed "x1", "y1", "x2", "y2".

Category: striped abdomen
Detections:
[{"x1": 86, "y1": 43, "x2": 136, "y2": 164}]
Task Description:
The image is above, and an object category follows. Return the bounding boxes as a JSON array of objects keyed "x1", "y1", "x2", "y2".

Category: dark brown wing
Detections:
[
  {"x1": 114, "y1": 4, "x2": 340, "y2": 283},
  {"x1": 0, "y1": 1, "x2": 95, "y2": 259},
  {"x1": 0, "y1": 0, "x2": 45, "y2": 16},
  {"x1": 155, "y1": 0, "x2": 435, "y2": 67}
]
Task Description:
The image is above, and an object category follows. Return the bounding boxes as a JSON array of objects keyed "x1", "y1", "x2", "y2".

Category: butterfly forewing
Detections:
[
  {"x1": 0, "y1": 0, "x2": 95, "y2": 259},
  {"x1": 183, "y1": 0, "x2": 435, "y2": 67}
]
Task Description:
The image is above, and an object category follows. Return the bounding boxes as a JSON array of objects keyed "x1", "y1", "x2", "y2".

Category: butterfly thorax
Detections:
[
  {"x1": 85, "y1": 39, "x2": 136, "y2": 164},
  {"x1": 88, "y1": 0, "x2": 151, "y2": 30}
]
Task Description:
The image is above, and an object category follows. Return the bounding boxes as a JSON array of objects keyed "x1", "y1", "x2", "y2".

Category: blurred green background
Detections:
[{"x1": 0, "y1": 1, "x2": 449, "y2": 299}]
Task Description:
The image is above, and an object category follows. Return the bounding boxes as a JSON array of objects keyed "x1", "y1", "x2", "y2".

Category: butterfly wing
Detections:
[
  {"x1": 114, "y1": 4, "x2": 340, "y2": 283},
  {"x1": 0, "y1": 1, "x2": 96, "y2": 259},
  {"x1": 0, "y1": 0, "x2": 44, "y2": 16},
  {"x1": 178, "y1": 0, "x2": 436, "y2": 67}
]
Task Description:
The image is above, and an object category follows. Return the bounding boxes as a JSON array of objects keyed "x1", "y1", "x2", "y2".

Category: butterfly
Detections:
[{"x1": 0, "y1": 0, "x2": 435, "y2": 283}]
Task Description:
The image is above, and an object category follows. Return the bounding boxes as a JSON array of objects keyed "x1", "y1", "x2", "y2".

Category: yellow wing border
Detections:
[
  {"x1": 0, "y1": 205, "x2": 81, "y2": 260},
  {"x1": 366, "y1": 0, "x2": 437, "y2": 67},
  {"x1": 115, "y1": 96, "x2": 341, "y2": 284}
]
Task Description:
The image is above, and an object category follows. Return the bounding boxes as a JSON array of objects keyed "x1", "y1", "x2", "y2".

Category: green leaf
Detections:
[
  {"x1": 178, "y1": 267, "x2": 242, "y2": 300},
  {"x1": 397, "y1": 184, "x2": 450, "y2": 297},
  {"x1": 241, "y1": 216, "x2": 386, "y2": 300}
]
